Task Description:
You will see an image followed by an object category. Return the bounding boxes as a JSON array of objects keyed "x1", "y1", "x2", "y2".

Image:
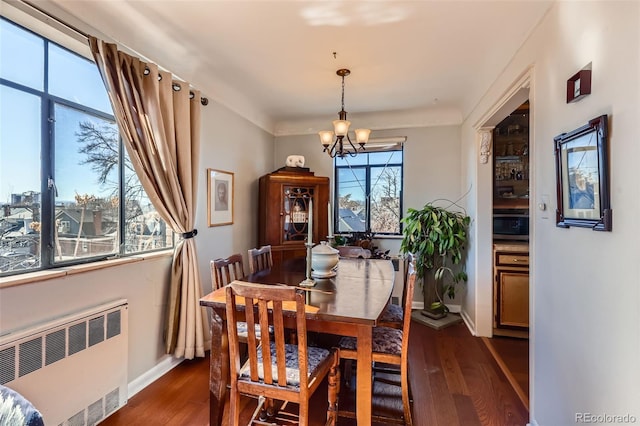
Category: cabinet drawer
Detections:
[{"x1": 496, "y1": 253, "x2": 529, "y2": 266}]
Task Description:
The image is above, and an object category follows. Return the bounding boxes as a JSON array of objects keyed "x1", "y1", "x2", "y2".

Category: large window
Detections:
[
  {"x1": 0, "y1": 18, "x2": 172, "y2": 276},
  {"x1": 334, "y1": 149, "x2": 403, "y2": 235}
]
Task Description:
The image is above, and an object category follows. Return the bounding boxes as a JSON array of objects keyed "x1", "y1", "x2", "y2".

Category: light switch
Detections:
[{"x1": 540, "y1": 195, "x2": 550, "y2": 219}]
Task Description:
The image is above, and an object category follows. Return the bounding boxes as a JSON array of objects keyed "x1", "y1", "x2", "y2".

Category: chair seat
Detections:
[
  {"x1": 379, "y1": 303, "x2": 404, "y2": 324},
  {"x1": 339, "y1": 327, "x2": 403, "y2": 356},
  {"x1": 239, "y1": 342, "x2": 332, "y2": 388},
  {"x1": 235, "y1": 322, "x2": 273, "y2": 339}
]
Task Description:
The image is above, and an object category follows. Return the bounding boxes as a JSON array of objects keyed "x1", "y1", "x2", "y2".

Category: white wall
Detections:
[
  {"x1": 195, "y1": 101, "x2": 274, "y2": 296},
  {"x1": 462, "y1": 2, "x2": 640, "y2": 424},
  {"x1": 0, "y1": 99, "x2": 274, "y2": 395},
  {"x1": 275, "y1": 125, "x2": 463, "y2": 305}
]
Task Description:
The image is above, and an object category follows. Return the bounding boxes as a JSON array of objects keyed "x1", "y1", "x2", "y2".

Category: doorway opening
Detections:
[{"x1": 474, "y1": 71, "x2": 532, "y2": 411}]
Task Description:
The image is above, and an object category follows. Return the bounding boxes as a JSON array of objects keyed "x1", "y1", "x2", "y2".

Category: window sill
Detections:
[
  {"x1": 0, "y1": 250, "x2": 173, "y2": 289},
  {"x1": 334, "y1": 233, "x2": 403, "y2": 240},
  {"x1": 374, "y1": 234, "x2": 403, "y2": 240}
]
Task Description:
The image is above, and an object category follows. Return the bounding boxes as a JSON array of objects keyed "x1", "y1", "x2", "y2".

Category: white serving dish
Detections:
[{"x1": 311, "y1": 241, "x2": 339, "y2": 278}]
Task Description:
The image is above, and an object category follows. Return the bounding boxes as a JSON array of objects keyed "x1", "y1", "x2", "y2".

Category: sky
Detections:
[{"x1": 1, "y1": 18, "x2": 113, "y2": 204}]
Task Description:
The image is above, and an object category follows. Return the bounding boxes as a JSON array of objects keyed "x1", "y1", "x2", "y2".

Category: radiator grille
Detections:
[
  {"x1": 0, "y1": 346, "x2": 15, "y2": 384},
  {"x1": 68, "y1": 322, "x2": 87, "y2": 356},
  {"x1": 18, "y1": 337, "x2": 42, "y2": 377},
  {"x1": 88, "y1": 316, "x2": 104, "y2": 347},
  {"x1": 68, "y1": 411, "x2": 84, "y2": 426},
  {"x1": 105, "y1": 388, "x2": 120, "y2": 415},
  {"x1": 107, "y1": 311, "x2": 121, "y2": 339},
  {"x1": 87, "y1": 398, "x2": 103, "y2": 425},
  {"x1": 46, "y1": 329, "x2": 66, "y2": 366}
]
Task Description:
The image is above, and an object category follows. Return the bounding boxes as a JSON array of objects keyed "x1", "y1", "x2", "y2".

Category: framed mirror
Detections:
[{"x1": 554, "y1": 114, "x2": 611, "y2": 231}]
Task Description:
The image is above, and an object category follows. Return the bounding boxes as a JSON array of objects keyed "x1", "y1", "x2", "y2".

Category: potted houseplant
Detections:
[{"x1": 400, "y1": 201, "x2": 471, "y2": 319}]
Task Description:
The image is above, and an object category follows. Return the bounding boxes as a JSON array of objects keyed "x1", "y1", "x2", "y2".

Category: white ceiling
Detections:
[{"x1": 24, "y1": 0, "x2": 553, "y2": 136}]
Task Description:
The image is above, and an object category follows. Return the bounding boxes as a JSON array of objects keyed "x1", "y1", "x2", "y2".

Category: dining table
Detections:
[{"x1": 199, "y1": 256, "x2": 395, "y2": 425}]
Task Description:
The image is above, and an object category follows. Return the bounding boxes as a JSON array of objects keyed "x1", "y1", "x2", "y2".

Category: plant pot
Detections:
[{"x1": 421, "y1": 274, "x2": 448, "y2": 320}]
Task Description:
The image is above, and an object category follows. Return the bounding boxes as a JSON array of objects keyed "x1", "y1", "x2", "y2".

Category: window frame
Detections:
[
  {"x1": 0, "y1": 17, "x2": 172, "y2": 277},
  {"x1": 333, "y1": 148, "x2": 404, "y2": 236}
]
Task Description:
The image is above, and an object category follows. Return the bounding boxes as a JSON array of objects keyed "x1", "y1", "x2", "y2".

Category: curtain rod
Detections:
[
  {"x1": 21, "y1": 0, "x2": 88, "y2": 39},
  {"x1": 368, "y1": 136, "x2": 407, "y2": 144},
  {"x1": 17, "y1": 0, "x2": 209, "y2": 106}
]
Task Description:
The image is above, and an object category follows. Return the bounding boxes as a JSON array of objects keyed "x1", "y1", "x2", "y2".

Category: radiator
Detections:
[{"x1": 0, "y1": 299, "x2": 128, "y2": 425}]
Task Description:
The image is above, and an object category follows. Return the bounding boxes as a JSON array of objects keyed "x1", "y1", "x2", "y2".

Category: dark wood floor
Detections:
[
  {"x1": 482, "y1": 336, "x2": 529, "y2": 410},
  {"x1": 101, "y1": 321, "x2": 528, "y2": 425}
]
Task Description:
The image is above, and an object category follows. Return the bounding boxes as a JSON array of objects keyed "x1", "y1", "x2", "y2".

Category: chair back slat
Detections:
[
  {"x1": 272, "y1": 300, "x2": 288, "y2": 387},
  {"x1": 244, "y1": 296, "x2": 260, "y2": 382},
  {"x1": 401, "y1": 253, "x2": 414, "y2": 313},
  {"x1": 258, "y1": 299, "x2": 274, "y2": 384},
  {"x1": 247, "y1": 245, "x2": 273, "y2": 274},
  {"x1": 225, "y1": 290, "x2": 241, "y2": 375},
  {"x1": 401, "y1": 259, "x2": 417, "y2": 358},
  {"x1": 295, "y1": 297, "x2": 309, "y2": 381},
  {"x1": 211, "y1": 253, "x2": 245, "y2": 290}
]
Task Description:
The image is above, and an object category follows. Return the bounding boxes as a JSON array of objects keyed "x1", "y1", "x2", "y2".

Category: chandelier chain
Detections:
[{"x1": 341, "y1": 74, "x2": 345, "y2": 112}]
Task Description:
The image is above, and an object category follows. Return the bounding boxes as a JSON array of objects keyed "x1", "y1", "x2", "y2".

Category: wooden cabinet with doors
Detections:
[
  {"x1": 493, "y1": 242, "x2": 529, "y2": 338},
  {"x1": 258, "y1": 168, "x2": 329, "y2": 265}
]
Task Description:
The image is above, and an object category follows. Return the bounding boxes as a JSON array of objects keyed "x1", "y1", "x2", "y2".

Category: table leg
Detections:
[
  {"x1": 208, "y1": 309, "x2": 229, "y2": 426},
  {"x1": 356, "y1": 324, "x2": 373, "y2": 424}
]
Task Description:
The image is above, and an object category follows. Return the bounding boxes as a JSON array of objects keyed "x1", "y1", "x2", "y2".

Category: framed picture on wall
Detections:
[
  {"x1": 554, "y1": 115, "x2": 611, "y2": 231},
  {"x1": 207, "y1": 169, "x2": 234, "y2": 226}
]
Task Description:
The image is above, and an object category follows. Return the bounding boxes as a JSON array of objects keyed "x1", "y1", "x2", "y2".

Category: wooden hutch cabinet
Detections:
[{"x1": 258, "y1": 168, "x2": 329, "y2": 265}]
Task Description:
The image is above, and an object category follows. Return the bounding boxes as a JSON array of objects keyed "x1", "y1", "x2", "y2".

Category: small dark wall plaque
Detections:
[{"x1": 567, "y1": 69, "x2": 592, "y2": 103}]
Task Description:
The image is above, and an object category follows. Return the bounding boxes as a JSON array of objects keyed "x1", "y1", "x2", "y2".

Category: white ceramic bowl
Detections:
[{"x1": 311, "y1": 241, "x2": 339, "y2": 277}]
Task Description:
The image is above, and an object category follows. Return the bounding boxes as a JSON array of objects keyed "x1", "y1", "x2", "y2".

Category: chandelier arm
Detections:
[
  {"x1": 327, "y1": 137, "x2": 343, "y2": 158},
  {"x1": 345, "y1": 133, "x2": 359, "y2": 157}
]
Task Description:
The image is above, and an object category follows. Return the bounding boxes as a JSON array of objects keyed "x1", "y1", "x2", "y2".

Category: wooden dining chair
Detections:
[
  {"x1": 211, "y1": 253, "x2": 245, "y2": 290},
  {"x1": 211, "y1": 254, "x2": 270, "y2": 342},
  {"x1": 247, "y1": 245, "x2": 273, "y2": 274},
  {"x1": 225, "y1": 280, "x2": 340, "y2": 425},
  {"x1": 378, "y1": 253, "x2": 414, "y2": 330},
  {"x1": 337, "y1": 259, "x2": 416, "y2": 425}
]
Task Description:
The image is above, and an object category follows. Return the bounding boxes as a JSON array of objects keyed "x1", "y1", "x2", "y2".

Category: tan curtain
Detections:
[{"x1": 89, "y1": 37, "x2": 205, "y2": 359}]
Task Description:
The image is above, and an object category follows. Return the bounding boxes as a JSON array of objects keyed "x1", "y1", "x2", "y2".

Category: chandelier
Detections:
[{"x1": 318, "y1": 69, "x2": 370, "y2": 158}]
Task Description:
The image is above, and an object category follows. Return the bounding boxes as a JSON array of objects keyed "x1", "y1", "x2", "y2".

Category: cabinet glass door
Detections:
[{"x1": 283, "y1": 186, "x2": 314, "y2": 242}]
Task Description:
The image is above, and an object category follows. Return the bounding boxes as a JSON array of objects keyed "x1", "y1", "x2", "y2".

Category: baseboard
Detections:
[
  {"x1": 445, "y1": 303, "x2": 461, "y2": 313},
  {"x1": 460, "y1": 309, "x2": 476, "y2": 336},
  {"x1": 411, "y1": 302, "x2": 462, "y2": 313},
  {"x1": 128, "y1": 355, "x2": 183, "y2": 399}
]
